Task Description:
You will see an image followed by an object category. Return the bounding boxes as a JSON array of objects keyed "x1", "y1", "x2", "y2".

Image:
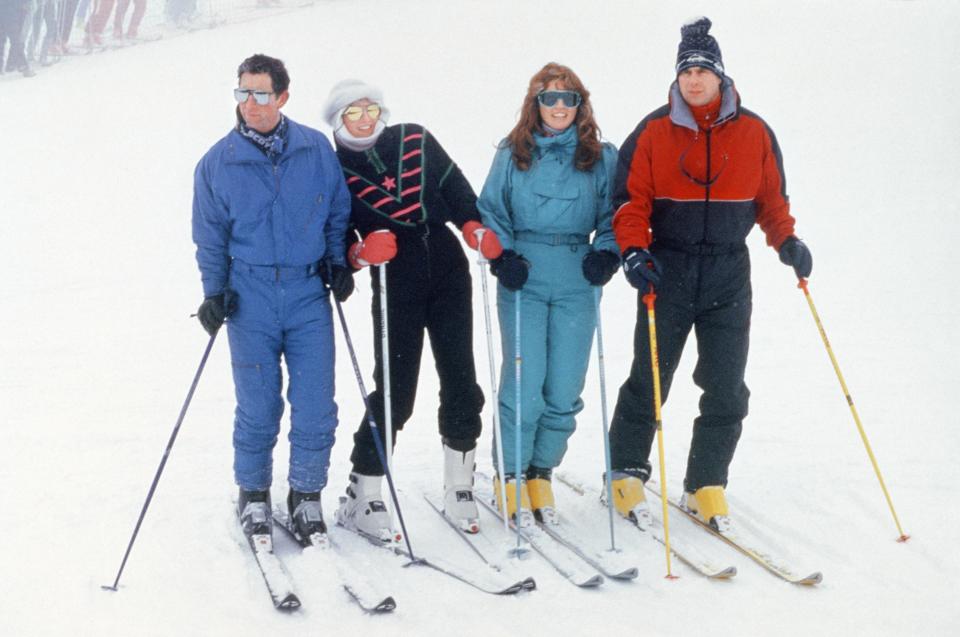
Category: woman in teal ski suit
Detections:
[{"x1": 478, "y1": 63, "x2": 620, "y2": 522}]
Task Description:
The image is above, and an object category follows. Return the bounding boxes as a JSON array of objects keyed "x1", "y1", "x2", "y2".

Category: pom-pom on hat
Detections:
[
  {"x1": 322, "y1": 79, "x2": 390, "y2": 129},
  {"x1": 675, "y1": 17, "x2": 724, "y2": 77}
]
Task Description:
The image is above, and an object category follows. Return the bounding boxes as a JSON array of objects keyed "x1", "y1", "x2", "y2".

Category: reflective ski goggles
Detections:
[
  {"x1": 343, "y1": 104, "x2": 382, "y2": 121},
  {"x1": 234, "y1": 88, "x2": 275, "y2": 105},
  {"x1": 537, "y1": 90, "x2": 582, "y2": 108}
]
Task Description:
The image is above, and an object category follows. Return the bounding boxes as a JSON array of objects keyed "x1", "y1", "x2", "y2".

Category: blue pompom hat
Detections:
[{"x1": 675, "y1": 17, "x2": 725, "y2": 77}]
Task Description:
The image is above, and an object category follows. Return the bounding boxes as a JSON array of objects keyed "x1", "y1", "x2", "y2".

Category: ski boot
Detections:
[
  {"x1": 493, "y1": 473, "x2": 534, "y2": 528},
  {"x1": 526, "y1": 466, "x2": 558, "y2": 526},
  {"x1": 442, "y1": 439, "x2": 480, "y2": 534},
  {"x1": 603, "y1": 468, "x2": 653, "y2": 529},
  {"x1": 238, "y1": 488, "x2": 272, "y2": 540},
  {"x1": 680, "y1": 485, "x2": 731, "y2": 532},
  {"x1": 287, "y1": 489, "x2": 327, "y2": 547},
  {"x1": 335, "y1": 472, "x2": 401, "y2": 543}
]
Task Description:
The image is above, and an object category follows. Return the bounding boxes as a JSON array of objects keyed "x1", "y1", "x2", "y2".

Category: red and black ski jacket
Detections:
[
  {"x1": 334, "y1": 123, "x2": 480, "y2": 242},
  {"x1": 613, "y1": 79, "x2": 795, "y2": 253}
]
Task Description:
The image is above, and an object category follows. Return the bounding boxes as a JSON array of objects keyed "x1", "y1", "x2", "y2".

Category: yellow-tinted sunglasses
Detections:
[{"x1": 343, "y1": 104, "x2": 382, "y2": 122}]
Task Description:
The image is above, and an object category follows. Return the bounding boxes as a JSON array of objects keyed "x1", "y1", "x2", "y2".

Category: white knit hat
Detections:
[{"x1": 322, "y1": 79, "x2": 390, "y2": 129}]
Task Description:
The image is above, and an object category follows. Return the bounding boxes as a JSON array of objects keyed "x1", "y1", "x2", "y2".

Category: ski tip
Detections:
[
  {"x1": 276, "y1": 593, "x2": 301, "y2": 611},
  {"x1": 579, "y1": 574, "x2": 605, "y2": 587},
  {"x1": 708, "y1": 566, "x2": 738, "y2": 579},
  {"x1": 797, "y1": 572, "x2": 823, "y2": 585},
  {"x1": 612, "y1": 567, "x2": 640, "y2": 580},
  {"x1": 374, "y1": 597, "x2": 397, "y2": 613},
  {"x1": 522, "y1": 576, "x2": 538, "y2": 591}
]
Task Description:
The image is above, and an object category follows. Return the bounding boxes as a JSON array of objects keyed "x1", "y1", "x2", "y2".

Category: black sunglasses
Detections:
[{"x1": 537, "y1": 90, "x2": 582, "y2": 108}]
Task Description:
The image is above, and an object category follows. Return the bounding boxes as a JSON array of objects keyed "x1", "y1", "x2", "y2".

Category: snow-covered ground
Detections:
[{"x1": 3, "y1": 1, "x2": 959, "y2": 635}]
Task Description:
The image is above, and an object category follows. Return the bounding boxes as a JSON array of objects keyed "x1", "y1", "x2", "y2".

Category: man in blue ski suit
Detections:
[{"x1": 192, "y1": 54, "x2": 353, "y2": 542}]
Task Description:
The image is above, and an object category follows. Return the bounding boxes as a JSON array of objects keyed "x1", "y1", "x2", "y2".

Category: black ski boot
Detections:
[
  {"x1": 238, "y1": 489, "x2": 272, "y2": 538},
  {"x1": 287, "y1": 489, "x2": 326, "y2": 546}
]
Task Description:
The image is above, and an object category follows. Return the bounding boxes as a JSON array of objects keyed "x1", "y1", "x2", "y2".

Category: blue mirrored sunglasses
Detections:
[
  {"x1": 234, "y1": 88, "x2": 275, "y2": 106},
  {"x1": 537, "y1": 90, "x2": 582, "y2": 108}
]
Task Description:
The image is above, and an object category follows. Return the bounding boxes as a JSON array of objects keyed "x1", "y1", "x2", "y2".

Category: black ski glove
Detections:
[
  {"x1": 582, "y1": 249, "x2": 621, "y2": 286},
  {"x1": 622, "y1": 247, "x2": 662, "y2": 292},
  {"x1": 197, "y1": 290, "x2": 237, "y2": 335},
  {"x1": 322, "y1": 261, "x2": 355, "y2": 303},
  {"x1": 778, "y1": 236, "x2": 813, "y2": 279},
  {"x1": 490, "y1": 249, "x2": 530, "y2": 291}
]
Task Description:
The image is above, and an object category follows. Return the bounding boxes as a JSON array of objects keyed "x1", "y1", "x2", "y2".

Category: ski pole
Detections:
[
  {"x1": 512, "y1": 289, "x2": 524, "y2": 557},
  {"x1": 473, "y1": 230, "x2": 510, "y2": 534},
  {"x1": 643, "y1": 286, "x2": 677, "y2": 578},
  {"x1": 796, "y1": 278, "x2": 909, "y2": 542},
  {"x1": 593, "y1": 287, "x2": 617, "y2": 552},
  {"x1": 332, "y1": 297, "x2": 421, "y2": 562},
  {"x1": 378, "y1": 264, "x2": 393, "y2": 477},
  {"x1": 102, "y1": 330, "x2": 219, "y2": 592}
]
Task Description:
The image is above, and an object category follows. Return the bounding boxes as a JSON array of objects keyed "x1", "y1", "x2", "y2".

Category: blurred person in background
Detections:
[
  {"x1": 113, "y1": 0, "x2": 146, "y2": 38},
  {"x1": 26, "y1": 0, "x2": 60, "y2": 65},
  {"x1": 1, "y1": 0, "x2": 36, "y2": 76}
]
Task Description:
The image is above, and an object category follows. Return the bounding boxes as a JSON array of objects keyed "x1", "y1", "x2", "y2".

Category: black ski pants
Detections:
[
  {"x1": 609, "y1": 243, "x2": 751, "y2": 492},
  {"x1": 349, "y1": 224, "x2": 484, "y2": 475}
]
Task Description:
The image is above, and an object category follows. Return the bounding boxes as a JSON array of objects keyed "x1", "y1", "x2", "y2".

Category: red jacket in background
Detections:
[{"x1": 613, "y1": 79, "x2": 795, "y2": 253}]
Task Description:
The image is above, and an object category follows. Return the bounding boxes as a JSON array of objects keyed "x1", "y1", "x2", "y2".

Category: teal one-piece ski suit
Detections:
[{"x1": 478, "y1": 126, "x2": 617, "y2": 473}]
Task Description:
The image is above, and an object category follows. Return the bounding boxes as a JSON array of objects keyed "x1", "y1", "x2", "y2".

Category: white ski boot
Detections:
[
  {"x1": 335, "y1": 472, "x2": 400, "y2": 543},
  {"x1": 442, "y1": 442, "x2": 480, "y2": 533}
]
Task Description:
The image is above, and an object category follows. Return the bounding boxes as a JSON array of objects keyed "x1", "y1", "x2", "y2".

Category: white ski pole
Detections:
[
  {"x1": 594, "y1": 287, "x2": 617, "y2": 552},
  {"x1": 512, "y1": 289, "x2": 523, "y2": 557},
  {"x1": 378, "y1": 263, "x2": 393, "y2": 475},
  {"x1": 474, "y1": 230, "x2": 509, "y2": 533}
]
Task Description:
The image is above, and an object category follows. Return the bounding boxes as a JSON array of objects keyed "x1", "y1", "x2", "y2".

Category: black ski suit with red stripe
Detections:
[
  {"x1": 335, "y1": 123, "x2": 484, "y2": 475},
  {"x1": 609, "y1": 79, "x2": 796, "y2": 492}
]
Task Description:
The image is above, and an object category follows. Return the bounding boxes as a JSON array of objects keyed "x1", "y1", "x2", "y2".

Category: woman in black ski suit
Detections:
[{"x1": 323, "y1": 80, "x2": 503, "y2": 540}]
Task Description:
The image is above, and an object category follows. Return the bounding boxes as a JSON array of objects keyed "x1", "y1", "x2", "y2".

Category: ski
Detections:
[
  {"x1": 422, "y1": 492, "x2": 537, "y2": 590},
  {"x1": 240, "y1": 529, "x2": 300, "y2": 611},
  {"x1": 335, "y1": 508, "x2": 531, "y2": 595},
  {"x1": 535, "y1": 520, "x2": 639, "y2": 580},
  {"x1": 555, "y1": 473, "x2": 737, "y2": 580},
  {"x1": 472, "y1": 477, "x2": 605, "y2": 588},
  {"x1": 273, "y1": 508, "x2": 396, "y2": 613},
  {"x1": 655, "y1": 485, "x2": 823, "y2": 585}
]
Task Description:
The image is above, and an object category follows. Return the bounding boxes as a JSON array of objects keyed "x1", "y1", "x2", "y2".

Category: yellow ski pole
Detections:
[
  {"x1": 643, "y1": 286, "x2": 679, "y2": 578},
  {"x1": 797, "y1": 278, "x2": 909, "y2": 542}
]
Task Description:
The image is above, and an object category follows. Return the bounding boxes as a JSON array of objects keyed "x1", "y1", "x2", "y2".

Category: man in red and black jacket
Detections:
[{"x1": 607, "y1": 17, "x2": 813, "y2": 530}]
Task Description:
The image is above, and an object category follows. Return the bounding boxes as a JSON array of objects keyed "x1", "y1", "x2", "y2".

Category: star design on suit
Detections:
[{"x1": 382, "y1": 176, "x2": 396, "y2": 191}]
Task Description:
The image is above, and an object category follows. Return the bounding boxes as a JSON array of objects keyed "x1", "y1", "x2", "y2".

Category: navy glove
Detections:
[
  {"x1": 778, "y1": 236, "x2": 813, "y2": 279},
  {"x1": 490, "y1": 249, "x2": 530, "y2": 291},
  {"x1": 322, "y1": 261, "x2": 355, "y2": 303},
  {"x1": 582, "y1": 249, "x2": 621, "y2": 286},
  {"x1": 622, "y1": 247, "x2": 662, "y2": 292},
  {"x1": 197, "y1": 290, "x2": 237, "y2": 335}
]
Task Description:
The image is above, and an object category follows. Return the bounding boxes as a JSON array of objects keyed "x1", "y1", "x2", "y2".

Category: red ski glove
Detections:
[
  {"x1": 348, "y1": 229, "x2": 397, "y2": 268},
  {"x1": 461, "y1": 220, "x2": 504, "y2": 260}
]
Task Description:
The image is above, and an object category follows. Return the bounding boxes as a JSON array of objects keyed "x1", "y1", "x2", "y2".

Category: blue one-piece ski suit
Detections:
[
  {"x1": 478, "y1": 127, "x2": 618, "y2": 473},
  {"x1": 192, "y1": 119, "x2": 352, "y2": 493}
]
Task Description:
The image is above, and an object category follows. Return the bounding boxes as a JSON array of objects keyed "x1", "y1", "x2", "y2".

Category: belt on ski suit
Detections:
[
  {"x1": 231, "y1": 259, "x2": 321, "y2": 282},
  {"x1": 514, "y1": 231, "x2": 590, "y2": 246}
]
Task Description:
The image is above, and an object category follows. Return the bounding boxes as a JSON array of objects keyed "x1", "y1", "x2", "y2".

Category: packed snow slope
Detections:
[{"x1": 2, "y1": 1, "x2": 959, "y2": 635}]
